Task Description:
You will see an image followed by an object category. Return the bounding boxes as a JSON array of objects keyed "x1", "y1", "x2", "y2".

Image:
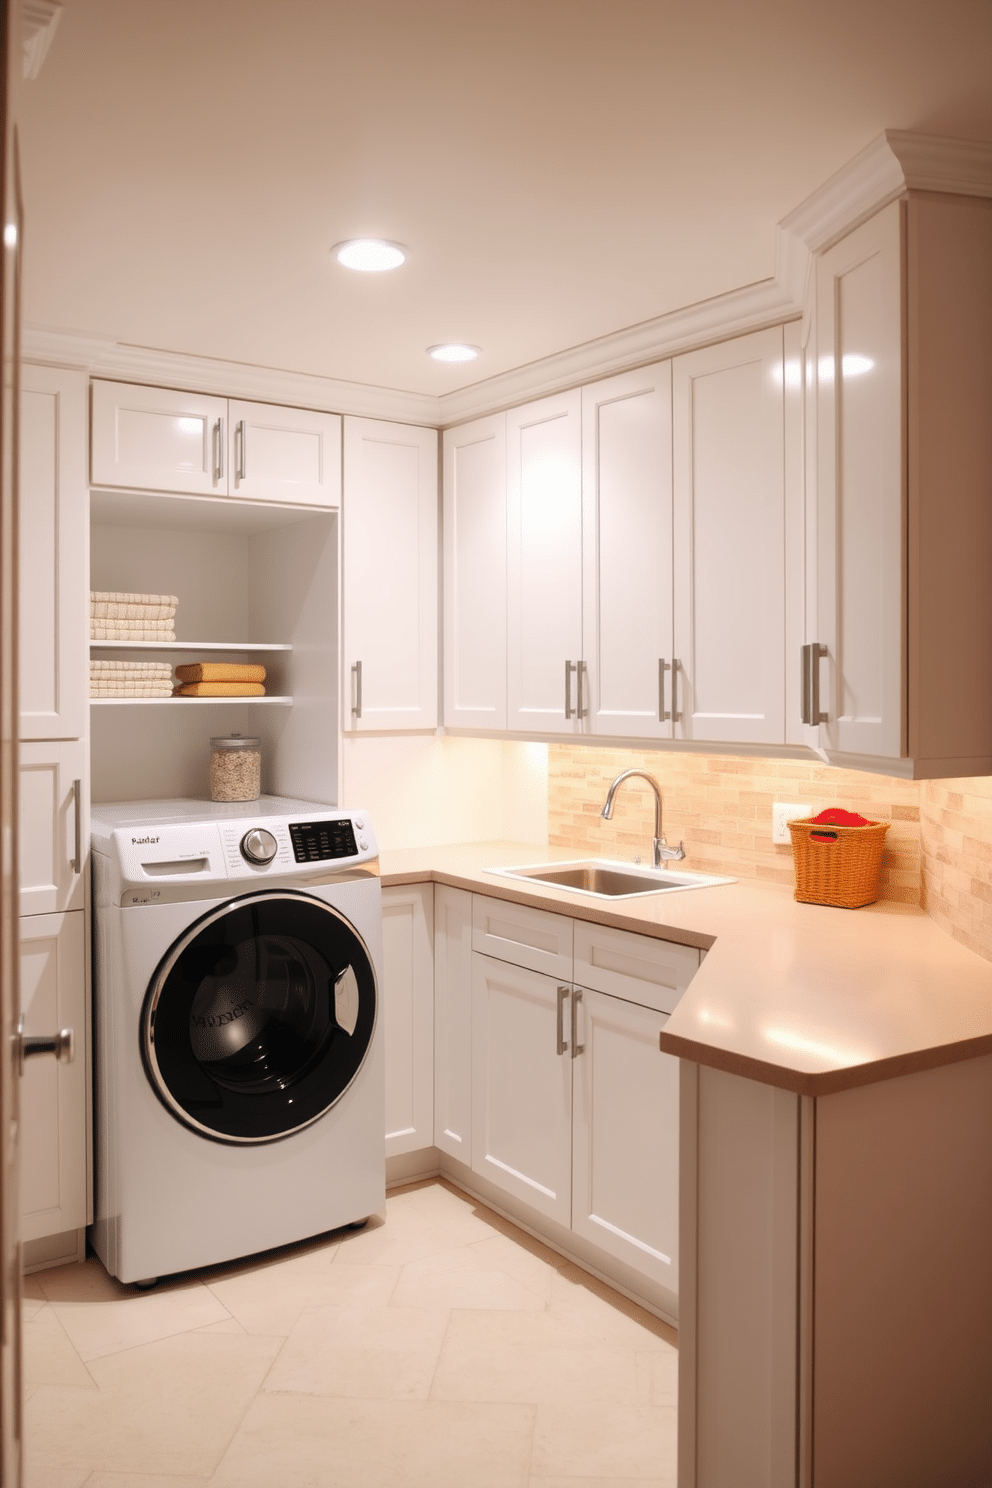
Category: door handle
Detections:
[
  {"x1": 577, "y1": 660, "x2": 588, "y2": 719},
  {"x1": 71, "y1": 778, "x2": 81, "y2": 875},
  {"x1": 800, "y1": 643, "x2": 811, "y2": 724},
  {"x1": 571, "y1": 988, "x2": 584, "y2": 1059},
  {"x1": 810, "y1": 643, "x2": 828, "y2": 724},
  {"x1": 556, "y1": 985, "x2": 569, "y2": 1055},
  {"x1": 658, "y1": 659, "x2": 671, "y2": 722},
  {"x1": 352, "y1": 660, "x2": 363, "y2": 719},
  {"x1": 235, "y1": 419, "x2": 246, "y2": 482},
  {"x1": 14, "y1": 1014, "x2": 74, "y2": 1074},
  {"x1": 671, "y1": 658, "x2": 682, "y2": 724}
]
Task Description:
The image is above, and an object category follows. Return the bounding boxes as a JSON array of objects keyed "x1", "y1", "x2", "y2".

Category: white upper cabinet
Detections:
[
  {"x1": 19, "y1": 365, "x2": 88, "y2": 741},
  {"x1": 342, "y1": 416, "x2": 438, "y2": 731},
  {"x1": 814, "y1": 204, "x2": 904, "y2": 761},
  {"x1": 808, "y1": 194, "x2": 992, "y2": 777},
  {"x1": 506, "y1": 390, "x2": 584, "y2": 734},
  {"x1": 91, "y1": 381, "x2": 228, "y2": 496},
  {"x1": 227, "y1": 399, "x2": 341, "y2": 507},
  {"x1": 443, "y1": 414, "x2": 507, "y2": 729},
  {"x1": 91, "y1": 381, "x2": 341, "y2": 507},
  {"x1": 672, "y1": 326, "x2": 787, "y2": 746},
  {"x1": 581, "y1": 363, "x2": 674, "y2": 739}
]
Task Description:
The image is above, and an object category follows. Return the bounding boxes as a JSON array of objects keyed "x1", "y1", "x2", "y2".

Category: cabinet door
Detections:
[
  {"x1": 571, "y1": 988, "x2": 679, "y2": 1293},
  {"x1": 434, "y1": 885, "x2": 473, "y2": 1161},
  {"x1": 91, "y1": 380, "x2": 229, "y2": 495},
  {"x1": 20, "y1": 911, "x2": 87, "y2": 1243},
  {"x1": 506, "y1": 391, "x2": 584, "y2": 734},
  {"x1": 19, "y1": 365, "x2": 88, "y2": 740},
  {"x1": 381, "y1": 884, "x2": 434, "y2": 1157},
  {"x1": 814, "y1": 203, "x2": 904, "y2": 761},
  {"x1": 582, "y1": 363, "x2": 675, "y2": 739},
  {"x1": 343, "y1": 417, "x2": 438, "y2": 731},
  {"x1": 19, "y1": 740, "x2": 87, "y2": 916},
  {"x1": 443, "y1": 414, "x2": 507, "y2": 729},
  {"x1": 471, "y1": 952, "x2": 572, "y2": 1226},
  {"x1": 672, "y1": 327, "x2": 786, "y2": 745},
  {"x1": 228, "y1": 400, "x2": 341, "y2": 507}
]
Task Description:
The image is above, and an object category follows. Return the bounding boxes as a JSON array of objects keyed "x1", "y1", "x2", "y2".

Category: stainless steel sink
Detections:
[{"x1": 490, "y1": 859, "x2": 735, "y2": 898}]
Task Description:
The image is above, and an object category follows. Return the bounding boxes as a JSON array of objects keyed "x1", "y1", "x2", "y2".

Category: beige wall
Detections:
[{"x1": 548, "y1": 745, "x2": 922, "y2": 904}]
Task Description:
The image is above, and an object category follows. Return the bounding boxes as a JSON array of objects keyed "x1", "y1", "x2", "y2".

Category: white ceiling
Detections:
[{"x1": 17, "y1": 0, "x2": 992, "y2": 398}]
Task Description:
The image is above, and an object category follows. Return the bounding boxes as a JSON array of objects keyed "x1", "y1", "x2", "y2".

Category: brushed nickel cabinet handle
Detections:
[
  {"x1": 14, "y1": 1015, "x2": 74, "y2": 1073},
  {"x1": 71, "y1": 778, "x2": 81, "y2": 875},
  {"x1": 571, "y1": 988, "x2": 584, "y2": 1059},
  {"x1": 213, "y1": 418, "x2": 225, "y2": 482},
  {"x1": 564, "y1": 660, "x2": 576, "y2": 720},
  {"x1": 671, "y1": 659, "x2": 682, "y2": 724},
  {"x1": 800, "y1": 643, "x2": 811, "y2": 725},
  {"x1": 811, "y1": 643, "x2": 828, "y2": 725},
  {"x1": 658, "y1": 659, "x2": 670, "y2": 722},
  {"x1": 236, "y1": 419, "x2": 246, "y2": 482},
  {"x1": 577, "y1": 660, "x2": 588, "y2": 719},
  {"x1": 556, "y1": 984, "x2": 569, "y2": 1055},
  {"x1": 352, "y1": 660, "x2": 363, "y2": 719}
]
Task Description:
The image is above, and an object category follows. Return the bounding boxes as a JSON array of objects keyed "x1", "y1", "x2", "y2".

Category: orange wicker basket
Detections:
[{"x1": 787, "y1": 816, "x2": 890, "y2": 908}]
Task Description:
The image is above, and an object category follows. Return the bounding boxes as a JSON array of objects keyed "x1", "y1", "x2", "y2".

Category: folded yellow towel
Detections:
[
  {"x1": 174, "y1": 682, "x2": 266, "y2": 697},
  {"x1": 91, "y1": 601, "x2": 176, "y2": 620},
  {"x1": 174, "y1": 663, "x2": 267, "y2": 684},
  {"x1": 91, "y1": 623, "x2": 175, "y2": 640}
]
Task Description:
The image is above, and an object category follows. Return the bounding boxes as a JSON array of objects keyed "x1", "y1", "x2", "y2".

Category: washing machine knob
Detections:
[{"x1": 240, "y1": 828, "x2": 278, "y2": 865}]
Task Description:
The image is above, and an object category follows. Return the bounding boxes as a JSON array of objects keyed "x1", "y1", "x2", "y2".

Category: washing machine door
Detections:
[{"x1": 141, "y1": 890, "x2": 377, "y2": 1144}]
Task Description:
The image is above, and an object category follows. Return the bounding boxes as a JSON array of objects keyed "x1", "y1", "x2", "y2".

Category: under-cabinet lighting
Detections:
[
  {"x1": 3, "y1": 223, "x2": 16, "y2": 248},
  {"x1": 332, "y1": 238, "x2": 407, "y2": 272},
  {"x1": 428, "y1": 343, "x2": 481, "y2": 363}
]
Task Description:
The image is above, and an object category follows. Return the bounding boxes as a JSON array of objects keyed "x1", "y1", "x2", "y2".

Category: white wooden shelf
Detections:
[
  {"x1": 89, "y1": 640, "x2": 292, "y2": 651},
  {"x1": 90, "y1": 696, "x2": 292, "y2": 707}
]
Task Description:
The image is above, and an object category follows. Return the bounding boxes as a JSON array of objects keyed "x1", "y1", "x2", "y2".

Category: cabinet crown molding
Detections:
[{"x1": 781, "y1": 129, "x2": 992, "y2": 256}]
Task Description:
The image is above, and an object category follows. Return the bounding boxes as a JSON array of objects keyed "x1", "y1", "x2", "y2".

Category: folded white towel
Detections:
[
  {"x1": 90, "y1": 660, "x2": 174, "y2": 679},
  {"x1": 91, "y1": 601, "x2": 177, "y2": 621},
  {"x1": 90, "y1": 591, "x2": 179, "y2": 607},
  {"x1": 90, "y1": 624, "x2": 176, "y2": 641},
  {"x1": 90, "y1": 683, "x2": 174, "y2": 698}
]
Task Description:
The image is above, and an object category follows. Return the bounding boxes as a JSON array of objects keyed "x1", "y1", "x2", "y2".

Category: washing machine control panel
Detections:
[{"x1": 289, "y1": 819, "x2": 360, "y2": 863}]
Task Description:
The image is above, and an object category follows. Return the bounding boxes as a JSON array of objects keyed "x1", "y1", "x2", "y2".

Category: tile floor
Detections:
[{"x1": 22, "y1": 1179, "x2": 678, "y2": 1487}]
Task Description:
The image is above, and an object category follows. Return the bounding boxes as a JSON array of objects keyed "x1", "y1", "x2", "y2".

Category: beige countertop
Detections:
[{"x1": 379, "y1": 840, "x2": 992, "y2": 1096}]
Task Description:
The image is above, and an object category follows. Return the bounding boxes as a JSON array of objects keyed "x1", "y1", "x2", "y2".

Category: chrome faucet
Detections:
[{"x1": 600, "y1": 769, "x2": 686, "y2": 869}]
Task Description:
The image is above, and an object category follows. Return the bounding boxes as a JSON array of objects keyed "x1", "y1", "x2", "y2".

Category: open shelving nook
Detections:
[{"x1": 89, "y1": 488, "x2": 338, "y2": 805}]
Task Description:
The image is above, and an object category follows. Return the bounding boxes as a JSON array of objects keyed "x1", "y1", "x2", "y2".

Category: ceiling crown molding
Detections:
[
  {"x1": 21, "y1": 327, "x2": 439, "y2": 427},
  {"x1": 22, "y1": 0, "x2": 63, "y2": 80}
]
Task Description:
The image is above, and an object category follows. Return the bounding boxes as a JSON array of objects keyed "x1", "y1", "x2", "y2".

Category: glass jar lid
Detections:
[{"x1": 210, "y1": 733, "x2": 261, "y2": 750}]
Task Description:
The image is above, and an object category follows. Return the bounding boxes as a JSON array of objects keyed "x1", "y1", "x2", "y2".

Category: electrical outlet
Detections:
[{"x1": 772, "y1": 802, "x2": 807, "y2": 845}]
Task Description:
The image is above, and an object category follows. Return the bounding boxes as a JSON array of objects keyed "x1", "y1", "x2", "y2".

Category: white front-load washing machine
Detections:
[{"x1": 90, "y1": 796, "x2": 384, "y2": 1284}]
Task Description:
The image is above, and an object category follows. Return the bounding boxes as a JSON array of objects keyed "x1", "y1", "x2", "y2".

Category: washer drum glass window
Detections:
[{"x1": 141, "y1": 891, "x2": 377, "y2": 1145}]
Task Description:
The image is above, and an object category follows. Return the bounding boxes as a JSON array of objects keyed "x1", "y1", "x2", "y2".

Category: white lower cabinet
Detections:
[
  {"x1": 380, "y1": 884, "x2": 434, "y2": 1157},
  {"x1": 571, "y1": 989, "x2": 679, "y2": 1292},
  {"x1": 433, "y1": 886, "x2": 473, "y2": 1162},
  {"x1": 19, "y1": 911, "x2": 88, "y2": 1249},
  {"x1": 471, "y1": 953, "x2": 573, "y2": 1227},
  {"x1": 19, "y1": 738, "x2": 87, "y2": 917}
]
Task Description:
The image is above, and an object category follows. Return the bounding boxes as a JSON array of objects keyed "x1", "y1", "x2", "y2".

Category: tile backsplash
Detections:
[
  {"x1": 548, "y1": 746, "x2": 922, "y2": 904},
  {"x1": 921, "y1": 777, "x2": 992, "y2": 961}
]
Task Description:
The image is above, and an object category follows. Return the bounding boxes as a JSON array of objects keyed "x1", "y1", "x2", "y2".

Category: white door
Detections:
[
  {"x1": 571, "y1": 988, "x2": 679, "y2": 1292},
  {"x1": 815, "y1": 203, "x2": 904, "y2": 761},
  {"x1": 19, "y1": 365, "x2": 88, "y2": 740},
  {"x1": 19, "y1": 739, "x2": 87, "y2": 916},
  {"x1": 443, "y1": 414, "x2": 507, "y2": 729},
  {"x1": 506, "y1": 390, "x2": 584, "y2": 734},
  {"x1": 582, "y1": 362, "x2": 674, "y2": 739},
  {"x1": 19, "y1": 912, "x2": 87, "y2": 1244},
  {"x1": 343, "y1": 417, "x2": 438, "y2": 731},
  {"x1": 90, "y1": 380, "x2": 229, "y2": 495},
  {"x1": 228, "y1": 400, "x2": 341, "y2": 507},
  {"x1": 381, "y1": 884, "x2": 435, "y2": 1158},
  {"x1": 434, "y1": 885, "x2": 473, "y2": 1162},
  {"x1": 471, "y1": 952, "x2": 572, "y2": 1226},
  {"x1": 673, "y1": 326, "x2": 787, "y2": 745}
]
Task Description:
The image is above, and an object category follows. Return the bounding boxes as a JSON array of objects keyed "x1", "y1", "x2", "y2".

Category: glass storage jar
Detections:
[{"x1": 209, "y1": 734, "x2": 261, "y2": 802}]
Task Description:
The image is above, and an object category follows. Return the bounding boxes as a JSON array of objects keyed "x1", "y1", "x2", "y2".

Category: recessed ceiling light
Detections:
[
  {"x1": 332, "y1": 239, "x2": 406, "y2": 272},
  {"x1": 428, "y1": 343, "x2": 481, "y2": 363}
]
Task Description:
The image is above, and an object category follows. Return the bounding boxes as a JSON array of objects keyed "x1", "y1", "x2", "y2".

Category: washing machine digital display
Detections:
[
  {"x1": 289, "y1": 820, "x2": 358, "y2": 863},
  {"x1": 141, "y1": 891, "x2": 377, "y2": 1144}
]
